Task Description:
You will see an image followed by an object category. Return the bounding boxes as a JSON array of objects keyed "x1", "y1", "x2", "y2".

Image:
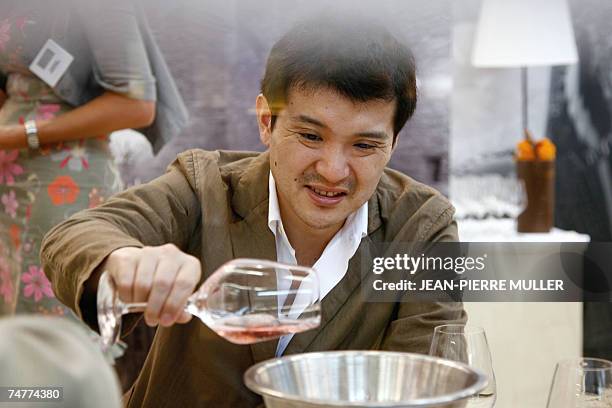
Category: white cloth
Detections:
[{"x1": 268, "y1": 172, "x2": 368, "y2": 356}]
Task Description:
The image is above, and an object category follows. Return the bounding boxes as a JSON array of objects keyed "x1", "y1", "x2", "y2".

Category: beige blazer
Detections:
[{"x1": 41, "y1": 149, "x2": 466, "y2": 407}]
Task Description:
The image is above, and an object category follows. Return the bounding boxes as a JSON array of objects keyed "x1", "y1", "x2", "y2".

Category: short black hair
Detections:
[{"x1": 261, "y1": 15, "x2": 417, "y2": 143}]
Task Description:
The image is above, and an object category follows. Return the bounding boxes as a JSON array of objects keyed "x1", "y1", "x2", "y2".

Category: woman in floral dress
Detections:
[{"x1": 0, "y1": 1, "x2": 161, "y2": 318}]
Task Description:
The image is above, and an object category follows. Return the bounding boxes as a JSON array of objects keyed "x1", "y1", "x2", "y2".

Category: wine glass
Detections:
[
  {"x1": 450, "y1": 174, "x2": 526, "y2": 219},
  {"x1": 547, "y1": 358, "x2": 612, "y2": 407},
  {"x1": 429, "y1": 324, "x2": 496, "y2": 408},
  {"x1": 97, "y1": 258, "x2": 321, "y2": 352}
]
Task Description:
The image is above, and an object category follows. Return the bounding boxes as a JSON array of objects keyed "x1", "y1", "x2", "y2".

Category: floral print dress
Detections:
[{"x1": 0, "y1": 12, "x2": 123, "y2": 317}]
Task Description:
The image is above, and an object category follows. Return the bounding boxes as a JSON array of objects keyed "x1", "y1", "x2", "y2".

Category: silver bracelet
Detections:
[{"x1": 24, "y1": 120, "x2": 40, "y2": 150}]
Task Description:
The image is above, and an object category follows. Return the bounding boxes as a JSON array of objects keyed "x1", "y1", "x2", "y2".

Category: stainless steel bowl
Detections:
[{"x1": 244, "y1": 351, "x2": 488, "y2": 408}]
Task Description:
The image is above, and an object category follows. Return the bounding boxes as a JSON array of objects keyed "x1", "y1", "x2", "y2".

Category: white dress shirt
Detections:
[{"x1": 268, "y1": 172, "x2": 368, "y2": 356}]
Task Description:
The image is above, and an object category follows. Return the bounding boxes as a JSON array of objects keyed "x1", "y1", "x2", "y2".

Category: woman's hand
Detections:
[
  {"x1": 34, "y1": 91, "x2": 155, "y2": 146},
  {"x1": 0, "y1": 91, "x2": 155, "y2": 150},
  {"x1": 0, "y1": 124, "x2": 26, "y2": 149}
]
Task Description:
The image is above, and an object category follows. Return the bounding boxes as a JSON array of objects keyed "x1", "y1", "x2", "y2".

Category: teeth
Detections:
[{"x1": 312, "y1": 188, "x2": 342, "y2": 197}]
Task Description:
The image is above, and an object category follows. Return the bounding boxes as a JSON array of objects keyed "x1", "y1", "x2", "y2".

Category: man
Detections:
[{"x1": 41, "y1": 16, "x2": 465, "y2": 407}]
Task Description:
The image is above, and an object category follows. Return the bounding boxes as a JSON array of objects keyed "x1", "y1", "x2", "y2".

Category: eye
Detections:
[
  {"x1": 354, "y1": 143, "x2": 376, "y2": 150},
  {"x1": 299, "y1": 133, "x2": 322, "y2": 142}
]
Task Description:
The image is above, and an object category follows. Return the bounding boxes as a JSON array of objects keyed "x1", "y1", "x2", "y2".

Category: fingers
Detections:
[
  {"x1": 159, "y1": 257, "x2": 201, "y2": 327},
  {"x1": 144, "y1": 254, "x2": 179, "y2": 327},
  {"x1": 107, "y1": 247, "x2": 139, "y2": 303},
  {"x1": 132, "y1": 248, "x2": 158, "y2": 303},
  {"x1": 175, "y1": 311, "x2": 193, "y2": 324}
]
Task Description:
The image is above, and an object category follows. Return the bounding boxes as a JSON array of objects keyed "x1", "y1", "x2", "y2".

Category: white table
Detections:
[{"x1": 458, "y1": 218, "x2": 589, "y2": 408}]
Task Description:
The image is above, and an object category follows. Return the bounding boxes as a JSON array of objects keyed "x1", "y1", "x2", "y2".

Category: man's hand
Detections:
[{"x1": 101, "y1": 244, "x2": 202, "y2": 327}]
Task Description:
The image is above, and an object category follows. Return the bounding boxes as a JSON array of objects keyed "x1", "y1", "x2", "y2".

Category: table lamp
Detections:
[
  {"x1": 471, "y1": 0, "x2": 578, "y2": 136},
  {"x1": 471, "y1": 0, "x2": 578, "y2": 232}
]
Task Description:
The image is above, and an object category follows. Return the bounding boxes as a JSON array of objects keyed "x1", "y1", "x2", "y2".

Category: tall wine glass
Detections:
[
  {"x1": 429, "y1": 324, "x2": 496, "y2": 408},
  {"x1": 97, "y1": 258, "x2": 321, "y2": 352},
  {"x1": 547, "y1": 358, "x2": 612, "y2": 407}
]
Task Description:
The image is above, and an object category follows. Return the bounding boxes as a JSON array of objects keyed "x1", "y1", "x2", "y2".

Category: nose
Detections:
[{"x1": 315, "y1": 145, "x2": 350, "y2": 184}]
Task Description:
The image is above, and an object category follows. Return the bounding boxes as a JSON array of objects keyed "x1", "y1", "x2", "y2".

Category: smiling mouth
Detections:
[{"x1": 306, "y1": 186, "x2": 347, "y2": 198}]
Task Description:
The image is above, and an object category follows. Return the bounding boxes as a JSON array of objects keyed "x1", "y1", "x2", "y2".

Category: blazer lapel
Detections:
[{"x1": 225, "y1": 151, "x2": 279, "y2": 363}]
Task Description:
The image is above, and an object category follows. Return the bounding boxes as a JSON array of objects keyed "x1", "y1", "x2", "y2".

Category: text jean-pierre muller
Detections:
[{"x1": 373, "y1": 279, "x2": 565, "y2": 291}]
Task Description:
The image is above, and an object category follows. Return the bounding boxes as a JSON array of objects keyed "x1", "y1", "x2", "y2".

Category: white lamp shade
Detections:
[{"x1": 472, "y1": 0, "x2": 578, "y2": 67}]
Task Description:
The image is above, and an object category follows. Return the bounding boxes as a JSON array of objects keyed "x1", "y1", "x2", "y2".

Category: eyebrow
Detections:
[
  {"x1": 292, "y1": 114, "x2": 391, "y2": 141},
  {"x1": 294, "y1": 115, "x2": 328, "y2": 129},
  {"x1": 355, "y1": 131, "x2": 391, "y2": 141}
]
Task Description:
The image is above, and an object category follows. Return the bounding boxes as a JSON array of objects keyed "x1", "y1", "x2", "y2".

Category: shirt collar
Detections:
[
  {"x1": 268, "y1": 172, "x2": 282, "y2": 230},
  {"x1": 268, "y1": 171, "x2": 368, "y2": 241}
]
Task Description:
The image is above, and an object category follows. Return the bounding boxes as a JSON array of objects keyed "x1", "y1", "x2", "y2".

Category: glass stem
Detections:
[
  {"x1": 120, "y1": 294, "x2": 202, "y2": 315},
  {"x1": 122, "y1": 302, "x2": 148, "y2": 314}
]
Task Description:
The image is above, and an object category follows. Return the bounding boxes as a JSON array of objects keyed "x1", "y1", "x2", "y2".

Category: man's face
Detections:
[{"x1": 257, "y1": 86, "x2": 396, "y2": 236}]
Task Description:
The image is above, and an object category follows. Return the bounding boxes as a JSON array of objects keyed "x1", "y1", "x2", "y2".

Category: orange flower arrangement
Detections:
[
  {"x1": 47, "y1": 175, "x2": 80, "y2": 206},
  {"x1": 516, "y1": 131, "x2": 556, "y2": 161}
]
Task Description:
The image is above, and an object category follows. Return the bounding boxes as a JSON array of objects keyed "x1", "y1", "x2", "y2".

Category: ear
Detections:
[
  {"x1": 256, "y1": 94, "x2": 273, "y2": 147},
  {"x1": 390, "y1": 134, "x2": 399, "y2": 155}
]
